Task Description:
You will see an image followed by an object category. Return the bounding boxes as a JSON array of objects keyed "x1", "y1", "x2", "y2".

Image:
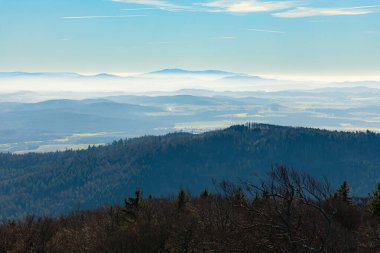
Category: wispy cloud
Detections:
[
  {"x1": 62, "y1": 15, "x2": 145, "y2": 19},
  {"x1": 114, "y1": 0, "x2": 295, "y2": 13},
  {"x1": 198, "y1": 0, "x2": 294, "y2": 13},
  {"x1": 112, "y1": 0, "x2": 190, "y2": 11},
  {"x1": 246, "y1": 28, "x2": 285, "y2": 34},
  {"x1": 273, "y1": 5, "x2": 380, "y2": 18},
  {"x1": 111, "y1": 0, "x2": 380, "y2": 18}
]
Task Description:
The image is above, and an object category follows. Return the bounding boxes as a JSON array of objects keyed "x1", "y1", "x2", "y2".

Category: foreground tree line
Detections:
[{"x1": 2, "y1": 166, "x2": 380, "y2": 252}]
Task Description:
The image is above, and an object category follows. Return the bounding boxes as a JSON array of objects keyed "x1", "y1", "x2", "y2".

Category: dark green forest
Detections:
[
  {"x1": 3, "y1": 167, "x2": 380, "y2": 252},
  {"x1": 1, "y1": 123, "x2": 380, "y2": 219}
]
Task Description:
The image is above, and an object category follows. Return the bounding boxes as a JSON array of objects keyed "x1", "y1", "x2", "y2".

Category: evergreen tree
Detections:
[
  {"x1": 122, "y1": 188, "x2": 143, "y2": 221},
  {"x1": 368, "y1": 183, "x2": 380, "y2": 216},
  {"x1": 125, "y1": 188, "x2": 142, "y2": 209},
  {"x1": 200, "y1": 189, "x2": 209, "y2": 199},
  {"x1": 177, "y1": 189, "x2": 187, "y2": 211},
  {"x1": 335, "y1": 181, "x2": 352, "y2": 204},
  {"x1": 234, "y1": 187, "x2": 247, "y2": 204}
]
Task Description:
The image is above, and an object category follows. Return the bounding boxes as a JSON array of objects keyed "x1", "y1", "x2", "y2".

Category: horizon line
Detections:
[{"x1": 0, "y1": 69, "x2": 380, "y2": 82}]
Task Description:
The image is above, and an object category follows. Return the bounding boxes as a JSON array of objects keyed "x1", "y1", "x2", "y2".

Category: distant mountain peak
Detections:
[
  {"x1": 90, "y1": 73, "x2": 120, "y2": 78},
  {"x1": 149, "y1": 68, "x2": 236, "y2": 75},
  {"x1": 221, "y1": 74, "x2": 264, "y2": 81},
  {"x1": 0, "y1": 72, "x2": 81, "y2": 78}
]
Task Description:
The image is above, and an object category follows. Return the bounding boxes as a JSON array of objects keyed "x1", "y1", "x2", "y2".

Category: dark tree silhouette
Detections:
[
  {"x1": 335, "y1": 181, "x2": 352, "y2": 204},
  {"x1": 368, "y1": 183, "x2": 380, "y2": 217}
]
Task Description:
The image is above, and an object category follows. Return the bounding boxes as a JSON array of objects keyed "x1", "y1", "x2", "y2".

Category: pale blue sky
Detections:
[{"x1": 0, "y1": 0, "x2": 379, "y2": 76}]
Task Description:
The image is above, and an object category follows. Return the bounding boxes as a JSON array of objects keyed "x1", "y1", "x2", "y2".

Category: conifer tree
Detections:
[
  {"x1": 122, "y1": 188, "x2": 143, "y2": 221},
  {"x1": 200, "y1": 189, "x2": 209, "y2": 199},
  {"x1": 125, "y1": 188, "x2": 142, "y2": 209},
  {"x1": 234, "y1": 187, "x2": 247, "y2": 204},
  {"x1": 368, "y1": 183, "x2": 380, "y2": 216},
  {"x1": 335, "y1": 181, "x2": 352, "y2": 204},
  {"x1": 177, "y1": 189, "x2": 187, "y2": 211}
]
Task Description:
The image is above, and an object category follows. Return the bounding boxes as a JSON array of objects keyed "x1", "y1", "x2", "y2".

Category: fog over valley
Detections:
[{"x1": 1, "y1": 69, "x2": 380, "y2": 153}]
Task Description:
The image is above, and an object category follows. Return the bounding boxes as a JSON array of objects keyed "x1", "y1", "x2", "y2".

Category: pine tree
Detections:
[
  {"x1": 200, "y1": 189, "x2": 209, "y2": 199},
  {"x1": 125, "y1": 188, "x2": 142, "y2": 209},
  {"x1": 368, "y1": 183, "x2": 380, "y2": 216},
  {"x1": 335, "y1": 181, "x2": 352, "y2": 204},
  {"x1": 122, "y1": 188, "x2": 143, "y2": 221},
  {"x1": 177, "y1": 189, "x2": 187, "y2": 211},
  {"x1": 234, "y1": 187, "x2": 247, "y2": 204}
]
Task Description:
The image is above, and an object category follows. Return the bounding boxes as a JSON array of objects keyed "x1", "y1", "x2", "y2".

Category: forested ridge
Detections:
[
  {"x1": 3, "y1": 167, "x2": 380, "y2": 252},
  {"x1": 1, "y1": 123, "x2": 380, "y2": 219}
]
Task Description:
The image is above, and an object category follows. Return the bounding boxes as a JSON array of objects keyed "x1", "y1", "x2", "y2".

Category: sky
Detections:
[{"x1": 0, "y1": 0, "x2": 379, "y2": 77}]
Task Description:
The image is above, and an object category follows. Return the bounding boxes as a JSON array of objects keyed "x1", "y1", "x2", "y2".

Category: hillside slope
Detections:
[{"x1": 1, "y1": 123, "x2": 380, "y2": 219}]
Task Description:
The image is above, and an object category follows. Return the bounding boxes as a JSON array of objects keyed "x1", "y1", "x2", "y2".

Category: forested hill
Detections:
[{"x1": 1, "y1": 123, "x2": 380, "y2": 219}]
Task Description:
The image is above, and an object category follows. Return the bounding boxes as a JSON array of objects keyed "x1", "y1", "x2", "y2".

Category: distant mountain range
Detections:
[
  {"x1": 1, "y1": 70, "x2": 379, "y2": 85},
  {"x1": 148, "y1": 68, "x2": 237, "y2": 76},
  {"x1": 0, "y1": 69, "x2": 238, "y2": 78},
  {"x1": 2, "y1": 70, "x2": 379, "y2": 94},
  {"x1": 0, "y1": 69, "x2": 260, "y2": 82},
  {"x1": 0, "y1": 72, "x2": 82, "y2": 78}
]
